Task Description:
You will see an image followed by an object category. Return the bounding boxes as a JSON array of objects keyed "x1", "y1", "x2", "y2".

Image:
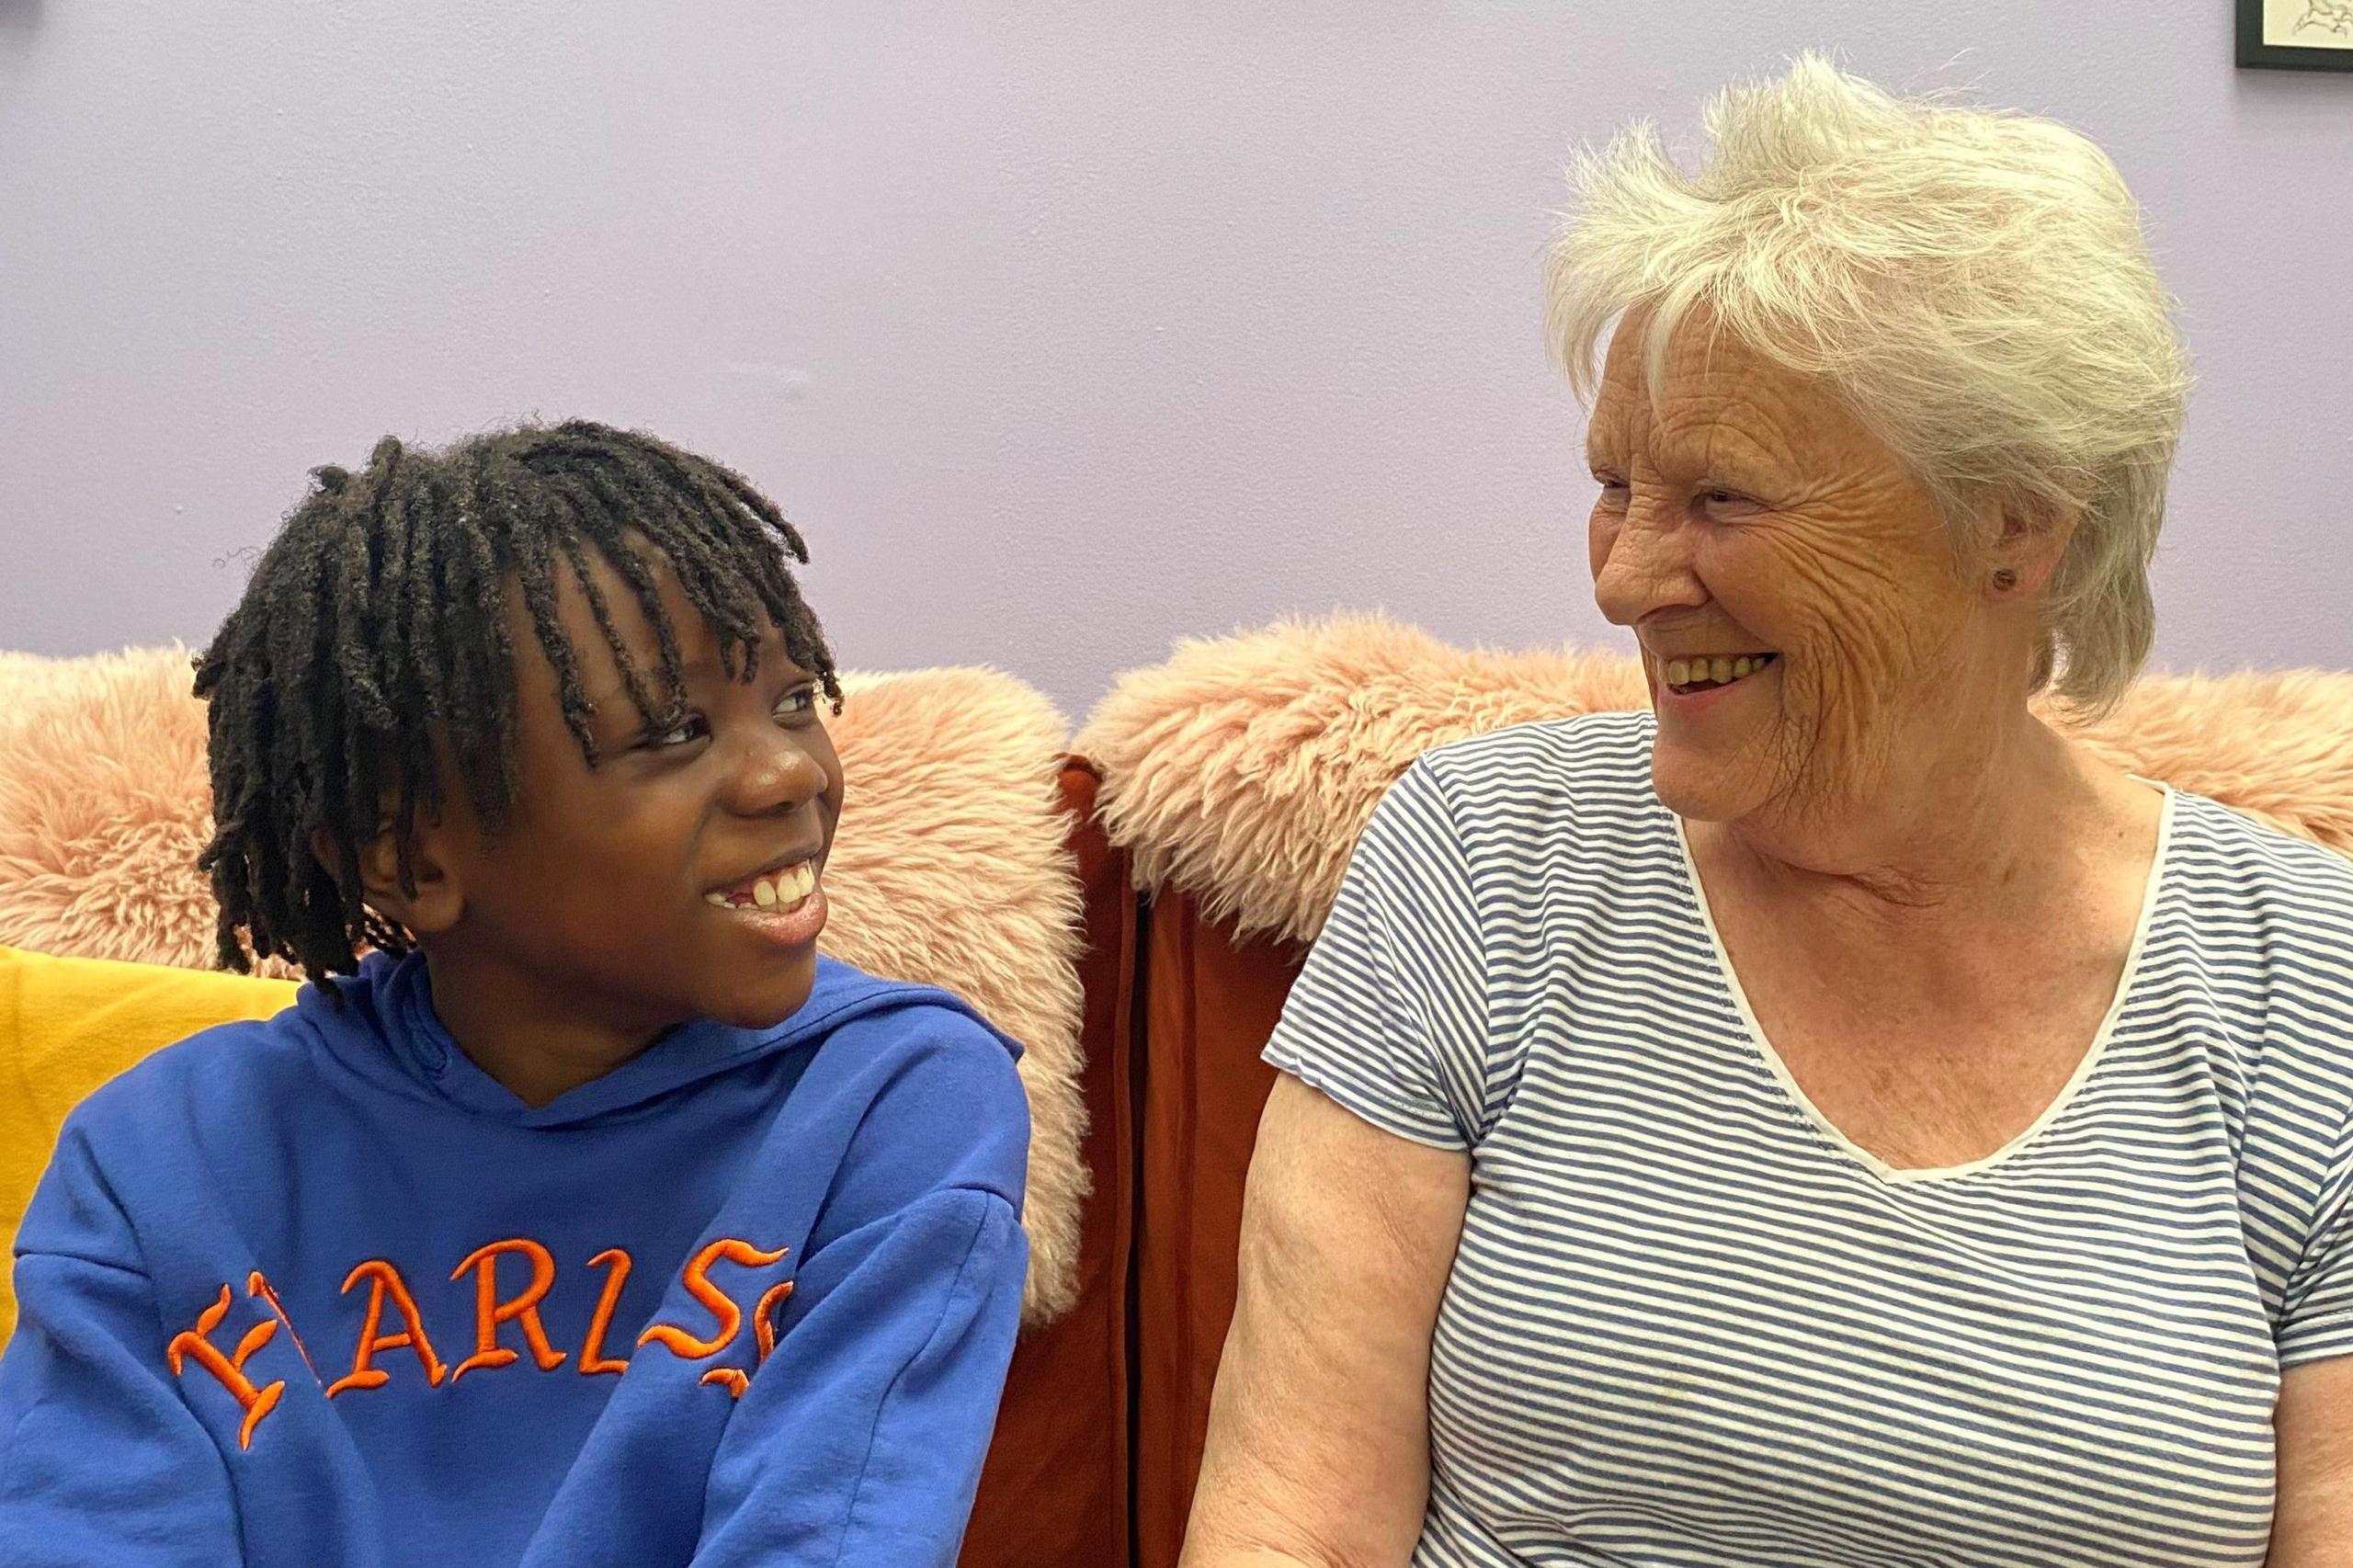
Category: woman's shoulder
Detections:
[
  {"x1": 1421, "y1": 707, "x2": 1655, "y2": 776},
  {"x1": 1370, "y1": 709, "x2": 1666, "y2": 874},
  {"x1": 2162, "y1": 790, "x2": 2353, "y2": 935},
  {"x1": 2155, "y1": 791, "x2": 2353, "y2": 1085},
  {"x1": 1405, "y1": 710, "x2": 1659, "y2": 828}
]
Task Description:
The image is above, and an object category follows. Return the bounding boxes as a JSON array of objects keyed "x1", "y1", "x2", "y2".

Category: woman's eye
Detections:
[
  {"x1": 1699, "y1": 487, "x2": 1761, "y2": 516},
  {"x1": 1593, "y1": 474, "x2": 1630, "y2": 502},
  {"x1": 774, "y1": 685, "x2": 818, "y2": 721}
]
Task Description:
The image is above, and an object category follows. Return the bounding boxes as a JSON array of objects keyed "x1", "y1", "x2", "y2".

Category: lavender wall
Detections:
[{"x1": 3, "y1": 2, "x2": 2347, "y2": 720}]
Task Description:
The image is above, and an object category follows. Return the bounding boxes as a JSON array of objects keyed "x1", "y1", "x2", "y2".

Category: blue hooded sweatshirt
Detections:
[{"x1": 0, "y1": 951, "x2": 1029, "y2": 1567}]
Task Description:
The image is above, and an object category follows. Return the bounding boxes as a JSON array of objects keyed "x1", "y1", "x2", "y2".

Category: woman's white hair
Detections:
[{"x1": 1546, "y1": 54, "x2": 2188, "y2": 710}]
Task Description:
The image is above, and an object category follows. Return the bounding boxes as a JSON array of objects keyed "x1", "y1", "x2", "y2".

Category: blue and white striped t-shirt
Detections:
[{"x1": 1264, "y1": 711, "x2": 2353, "y2": 1568}]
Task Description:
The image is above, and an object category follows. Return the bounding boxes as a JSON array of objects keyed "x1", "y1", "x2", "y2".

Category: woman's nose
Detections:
[{"x1": 1592, "y1": 507, "x2": 1706, "y2": 627}]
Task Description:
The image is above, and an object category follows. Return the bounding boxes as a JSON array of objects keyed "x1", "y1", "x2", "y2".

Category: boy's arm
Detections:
[
  {"x1": 0, "y1": 1127, "x2": 243, "y2": 1566},
  {"x1": 692, "y1": 1015, "x2": 1030, "y2": 1568}
]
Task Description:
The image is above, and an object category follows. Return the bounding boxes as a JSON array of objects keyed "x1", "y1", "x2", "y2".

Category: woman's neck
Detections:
[{"x1": 1696, "y1": 708, "x2": 2147, "y2": 940}]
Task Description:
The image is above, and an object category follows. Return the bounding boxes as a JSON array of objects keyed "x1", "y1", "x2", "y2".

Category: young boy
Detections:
[{"x1": 0, "y1": 423, "x2": 1031, "y2": 1566}]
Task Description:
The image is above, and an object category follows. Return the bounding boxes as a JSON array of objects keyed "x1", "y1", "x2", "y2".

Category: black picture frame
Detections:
[{"x1": 2238, "y1": 0, "x2": 2353, "y2": 70}]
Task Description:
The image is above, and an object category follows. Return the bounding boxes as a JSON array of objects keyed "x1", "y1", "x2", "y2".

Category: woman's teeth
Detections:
[
  {"x1": 1664, "y1": 653, "x2": 1777, "y2": 692},
  {"x1": 704, "y1": 861, "x2": 818, "y2": 912}
]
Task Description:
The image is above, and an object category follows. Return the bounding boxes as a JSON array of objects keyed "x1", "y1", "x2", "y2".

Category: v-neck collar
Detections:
[{"x1": 1665, "y1": 787, "x2": 2177, "y2": 1186}]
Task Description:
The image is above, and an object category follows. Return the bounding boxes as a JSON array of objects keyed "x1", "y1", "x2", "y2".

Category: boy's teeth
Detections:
[{"x1": 718, "y1": 862, "x2": 818, "y2": 913}]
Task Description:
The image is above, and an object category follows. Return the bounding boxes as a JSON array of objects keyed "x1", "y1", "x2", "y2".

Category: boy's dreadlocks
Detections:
[{"x1": 193, "y1": 420, "x2": 841, "y2": 981}]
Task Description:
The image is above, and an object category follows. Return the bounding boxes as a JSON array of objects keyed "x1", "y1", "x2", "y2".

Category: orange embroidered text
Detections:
[
  {"x1": 576, "y1": 1248, "x2": 634, "y2": 1377},
  {"x1": 753, "y1": 1281, "x2": 795, "y2": 1364},
  {"x1": 701, "y1": 1280, "x2": 800, "y2": 1398},
  {"x1": 167, "y1": 1284, "x2": 286, "y2": 1450},
  {"x1": 194, "y1": 1240, "x2": 793, "y2": 1409},
  {"x1": 327, "y1": 1259, "x2": 447, "y2": 1397},
  {"x1": 638, "y1": 1240, "x2": 789, "y2": 1360},
  {"x1": 246, "y1": 1271, "x2": 319, "y2": 1383},
  {"x1": 640, "y1": 1240, "x2": 790, "y2": 1397},
  {"x1": 450, "y1": 1239, "x2": 566, "y2": 1381}
]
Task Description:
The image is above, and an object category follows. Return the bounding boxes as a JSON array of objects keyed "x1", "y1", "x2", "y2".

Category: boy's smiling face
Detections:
[{"x1": 359, "y1": 544, "x2": 845, "y2": 1096}]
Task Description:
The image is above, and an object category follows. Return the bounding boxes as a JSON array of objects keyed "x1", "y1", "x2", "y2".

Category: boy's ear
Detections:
[{"x1": 308, "y1": 816, "x2": 465, "y2": 937}]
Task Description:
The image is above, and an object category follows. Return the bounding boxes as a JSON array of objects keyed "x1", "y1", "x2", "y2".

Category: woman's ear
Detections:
[
  {"x1": 1987, "y1": 501, "x2": 2077, "y2": 600},
  {"x1": 308, "y1": 816, "x2": 465, "y2": 937}
]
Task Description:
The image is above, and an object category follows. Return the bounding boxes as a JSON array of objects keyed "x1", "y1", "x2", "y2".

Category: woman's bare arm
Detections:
[
  {"x1": 2269, "y1": 1355, "x2": 2353, "y2": 1565},
  {"x1": 1180, "y1": 1074, "x2": 1472, "y2": 1567}
]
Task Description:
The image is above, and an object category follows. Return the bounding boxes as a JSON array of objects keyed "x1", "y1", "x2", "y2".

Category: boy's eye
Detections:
[
  {"x1": 643, "y1": 713, "x2": 710, "y2": 749},
  {"x1": 773, "y1": 685, "x2": 818, "y2": 721}
]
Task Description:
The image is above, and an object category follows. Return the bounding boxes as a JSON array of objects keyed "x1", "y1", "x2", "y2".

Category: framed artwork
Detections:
[{"x1": 2239, "y1": 0, "x2": 2353, "y2": 70}]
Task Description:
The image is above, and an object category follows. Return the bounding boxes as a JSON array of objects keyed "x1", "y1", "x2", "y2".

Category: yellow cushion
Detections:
[{"x1": 0, "y1": 947, "x2": 297, "y2": 1345}]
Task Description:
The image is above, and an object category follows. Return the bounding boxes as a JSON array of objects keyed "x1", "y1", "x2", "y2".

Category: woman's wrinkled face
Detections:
[{"x1": 1586, "y1": 320, "x2": 1989, "y2": 830}]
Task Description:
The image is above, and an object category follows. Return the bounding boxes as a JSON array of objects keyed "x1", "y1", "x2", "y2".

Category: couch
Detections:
[{"x1": 6, "y1": 619, "x2": 2351, "y2": 1568}]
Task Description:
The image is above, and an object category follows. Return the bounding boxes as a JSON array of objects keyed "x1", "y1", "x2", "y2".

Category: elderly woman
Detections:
[{"x1": 1182, "y1": 59, "x2": 2353, "y2": 1568}]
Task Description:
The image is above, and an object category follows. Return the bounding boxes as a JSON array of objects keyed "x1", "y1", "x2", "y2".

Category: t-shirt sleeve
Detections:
[
  {"x1": 1263, "y1": 756, "x2": 1495, "y2": 1152},
  {"x1": 2278, "y1": 1115, "x2": 2353, "y2": 1369}
]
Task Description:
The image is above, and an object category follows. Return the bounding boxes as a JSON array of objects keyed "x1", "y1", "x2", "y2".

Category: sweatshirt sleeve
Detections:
[
  {"x1": 690, "y1": 1012, "x2": 1030, "y2": 1568},
  {"x1": 0, "y1": 1122, "x2": 243, "y2": 1567}
]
